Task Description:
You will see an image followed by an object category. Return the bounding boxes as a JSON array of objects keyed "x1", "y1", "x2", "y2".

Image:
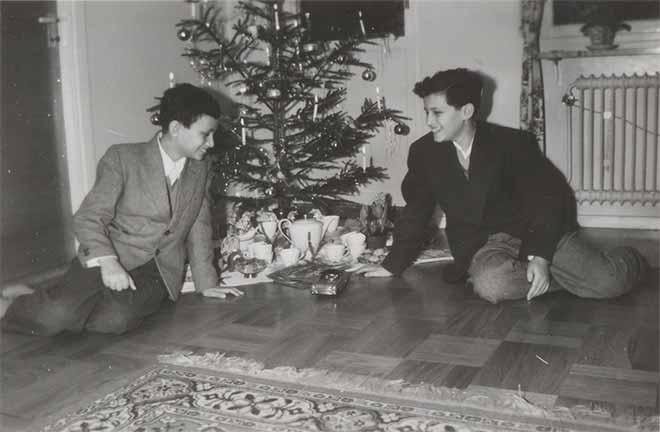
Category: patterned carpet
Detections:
[{"x1": 41, "y1": 353, "x2": 657, "y2": 432}]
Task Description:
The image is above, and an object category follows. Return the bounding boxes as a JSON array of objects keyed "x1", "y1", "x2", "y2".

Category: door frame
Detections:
[{"x1": 57, "y1": 1, "x2": 95, "y2": 214}]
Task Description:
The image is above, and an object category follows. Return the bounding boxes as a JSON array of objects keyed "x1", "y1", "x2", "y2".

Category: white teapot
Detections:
[{"x1": 278, "y1": 217, "x2": 323, "y2": 255}]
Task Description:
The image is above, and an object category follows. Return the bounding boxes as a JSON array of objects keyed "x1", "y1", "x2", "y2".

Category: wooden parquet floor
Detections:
[{"x1": 1, "y1": 264, "x2": 658, "y2": 431}]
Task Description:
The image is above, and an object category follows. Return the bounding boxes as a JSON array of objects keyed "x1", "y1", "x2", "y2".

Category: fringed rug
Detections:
[{"x1": 41, "y1": 352, "x2": 658, "y2": 432}]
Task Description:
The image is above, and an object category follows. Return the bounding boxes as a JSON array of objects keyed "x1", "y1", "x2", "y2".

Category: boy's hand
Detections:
[
  {"x1": 526, "y1": 256, "x2": 550, "y2": 301},
  {"x1": 354, "y1": 264, "x2": 393, "y2": 278},
  {"x1": 99, "y1": 257, "x2": 136, "y2": 291},
  {"x1": 202, "y1": 287, "x2": 244, "y2": 298}
]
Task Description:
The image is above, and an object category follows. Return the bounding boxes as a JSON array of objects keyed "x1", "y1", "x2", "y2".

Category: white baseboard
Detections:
[
  {"x1": 3, "y1": 265, "x2": 69, "y2": 289},
  {"x1": 578, "y1": 215, "x2": 660, "y2": 230}
]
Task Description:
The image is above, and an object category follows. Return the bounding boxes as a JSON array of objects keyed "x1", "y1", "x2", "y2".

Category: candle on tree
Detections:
[
  {"x1": 273, "y1": 3, "x2": 280, "y2": 31},
  {"x1": 358, "y1": 11, "x2": 366, "y2": 36},
  {"x1": 312, "y1": 94, "x2": 318, "y2": 121}
]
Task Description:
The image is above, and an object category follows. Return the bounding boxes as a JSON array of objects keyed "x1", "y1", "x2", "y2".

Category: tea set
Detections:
[{"x1": 231, "y1": 213, "x2": 367, "y2": 278}]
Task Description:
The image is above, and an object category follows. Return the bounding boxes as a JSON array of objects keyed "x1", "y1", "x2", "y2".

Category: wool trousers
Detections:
[
  {"x1": 2, "y1": 259, "x2": 169, "y2": 335},
  {"x1": 467, "y1": 231, "x2": 646, "y2": 304}
]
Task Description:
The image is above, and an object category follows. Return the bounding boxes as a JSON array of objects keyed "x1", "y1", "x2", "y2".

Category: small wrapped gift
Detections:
[
  {"x1": 268, "y1": 263, "x2": 350, "y2": 296},
  {"x1": 310, "y1": 269, "x2": 350, "y2": 296}
]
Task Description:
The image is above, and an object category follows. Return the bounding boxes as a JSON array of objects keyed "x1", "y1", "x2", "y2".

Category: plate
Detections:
[
  {"x1": 316, "y1": 254, "x2": 354, "y2": 267},
  {"x1": 234, "y1": 258, "x2": 268, "y2": 277},
  {"x1": 358, "y1": 248, "x2": 389, "y2": 265},
  {"x1": 586, "y1": 44, "x2": 617, "y2": 51}
]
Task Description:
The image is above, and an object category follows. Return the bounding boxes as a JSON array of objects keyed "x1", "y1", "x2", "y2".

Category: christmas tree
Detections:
[{"x1": 170, "y1": 0, "x2": 409, "y2": 213}]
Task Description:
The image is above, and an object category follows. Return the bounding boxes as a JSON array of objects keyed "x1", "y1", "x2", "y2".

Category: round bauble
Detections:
[
  {"x1": 266, "y1": 88, "x2": 281, "y2": 99},
  {"x1": 177, "y1": 28, "x2": 191, "y2": 41},
  {"x1": 237, "y1": 83, "x2": 248, "y2": 94},
  {"x1": 361, "y1": 69, "x2": 376, "y2": 82},
  {"x1": 335, "y1": 54, "x2": 346, "y2": 64},
  {"x1": 394, "y1": 123, "x2": 410, "y2": 136},
  {"x1": 150, "y1": 112, "x2": 161, "y2": 126},
  {"x1": 302, "y1": 42, "x2": 316, "y2": 53}
]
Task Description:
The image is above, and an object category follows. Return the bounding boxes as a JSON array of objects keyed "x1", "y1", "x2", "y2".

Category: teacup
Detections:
[
  {"x1": 341, "y1": 232, "x2": 366, "y2": 260},
  {"x1": 321, "y1": 215, "x2": 340, "y2": 236},
  {"x1": 322, "y1": 243, "x2": 350, "y2": 263},
  {"x1": 279, "y1": 247, "x2": 304, "y2": 266},
  {"x1": 251, "y1": 241, "x2": 273, "y2": 264},
  {"x1": 258, "y1": 220, "x2": 278, "y2": 243}
]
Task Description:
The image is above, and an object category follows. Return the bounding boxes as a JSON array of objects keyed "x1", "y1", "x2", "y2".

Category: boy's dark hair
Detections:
[
  {"x1": 413, "y1": 68, "x2": 483, "y2": 115},
  {"x1": 158, "y1": 83, "x2": 221, "y2": 133}
]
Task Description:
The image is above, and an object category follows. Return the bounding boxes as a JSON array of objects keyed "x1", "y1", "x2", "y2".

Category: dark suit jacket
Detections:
[
  {"x1": 73, "y1": 135, "x2": 217, "y2": 300},
  {"x1": 382, "y1": 122, "x2": 577, "y2": 278}
]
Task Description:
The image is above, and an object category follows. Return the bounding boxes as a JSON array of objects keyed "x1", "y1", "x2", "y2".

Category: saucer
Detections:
[
  {"x1": 316, "y1": 255, "x2": 354, "y2": 267},
  {"x1": 586, "y1": 44, "x2": 617, "y2": 51}
]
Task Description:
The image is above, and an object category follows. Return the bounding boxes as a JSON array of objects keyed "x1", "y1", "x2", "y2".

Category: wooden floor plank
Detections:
[
  {"x1": 472, "y1": 341, "x2": 579, "y2": 394},
  {"x1": 343, "y1": 316, "x2": 444, "y2": 358},
  {"x1": 505, "y1": 318, "x2": 591, "y2": 349},
  {"x1": 315, "y1": 350, "x2": 402, "y2": 377},
  {"x1": 408, "y1": 334, "x2": 501, "y2": 367},
  {"x1": 387, "y1": 359, "x2": 479, "y2": 389}
]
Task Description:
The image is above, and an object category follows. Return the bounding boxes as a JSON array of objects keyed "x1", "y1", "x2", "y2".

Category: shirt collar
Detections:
[
  {"x1": 452, "y1": 133, "x2": 475, "y2": 161},
  {"x1": 157, "y1": 132, "x2": 186, "y2": 184}
]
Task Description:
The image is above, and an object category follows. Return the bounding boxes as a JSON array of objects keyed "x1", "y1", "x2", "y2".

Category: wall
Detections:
[
  {"x1": 64, "y1": 0, "x2": 524, "y2": 208},
  {"x1": 83, "y1": 1, "x2": 200, "y2": 161}
]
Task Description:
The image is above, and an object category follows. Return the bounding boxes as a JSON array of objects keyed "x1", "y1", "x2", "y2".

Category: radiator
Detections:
[{"x1": 567, "y1": 73, "x2": 659, "y2": 206}]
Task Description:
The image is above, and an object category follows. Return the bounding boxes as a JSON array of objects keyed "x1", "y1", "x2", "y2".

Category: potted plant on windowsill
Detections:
[{"x1": 579, "y1": 4, "x2": 631, "y2": 51}]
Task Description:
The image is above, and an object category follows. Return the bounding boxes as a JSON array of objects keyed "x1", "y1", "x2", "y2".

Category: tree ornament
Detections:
[
  {"x1": 266, "y1": 88, "x2": 281, "y2": 99},
  {"x1": 394, "y1": 123, "x2": 410, "y2": 136},
  {"x1": 362, "y1": 69, "x2": 376, "y2": 81},
  {"x1": 150, "y1": 112, "x2": 161, "y2": 125},
  {"x1": 335, "y1": 54, "x2": 346, "y2": 64},
  {"x1": 177, "y1": 28, "x2": 192, "y2": 41},
  {"x1": 302, "y1": 43, "x2": 316, "y2": 53},
  {"x1": 273, "y1": 3, "x2": 280, "y2": 31},
  {"x1": 237, "y1": 83, "x2": 248, "y2": 94},
  {"x1": 288, "y1": 62, "x2": 297, "y2": 74}
]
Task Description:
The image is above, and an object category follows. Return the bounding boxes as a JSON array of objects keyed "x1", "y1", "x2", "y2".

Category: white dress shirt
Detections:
[{"x1": 158, "y1": 133, "x2": 186, "y2": 186}]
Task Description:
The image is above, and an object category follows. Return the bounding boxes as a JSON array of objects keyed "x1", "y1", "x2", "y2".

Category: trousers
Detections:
[
  {"x1": 467, "y1": 231, "x2": 646, "y2": 304},
  {"x1": 2, "y1": 259, "x2": 168, "y2": 335}
]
